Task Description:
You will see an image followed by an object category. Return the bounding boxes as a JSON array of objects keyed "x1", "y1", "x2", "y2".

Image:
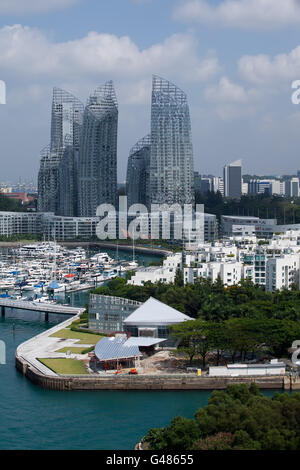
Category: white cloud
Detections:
[
  {"x1": 203, "y1": 77, "x2": 261, "y2": 120},
  {"x1": 0, "y1": 0, "x2": 81, "y2": 14},
  {"x1": 239, "y1": 45, "x2": 300, "y2": 85},
  {"x1": 0, "y1": 25, "x2": 220, "y2": 89},
  {"x1": 0, "y1": 24, "x2": 222, "y2": 181},
  {"x1": 205, "y1": 77, "x2": 251, "y2": 103},
  {"x1": 173, "y1": 0, "x2": 300, "y2": 30}
]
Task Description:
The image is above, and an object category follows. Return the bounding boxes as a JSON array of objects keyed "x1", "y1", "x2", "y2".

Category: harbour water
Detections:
[{"x1": 0, "y1": 247, "x2": 280, "y2": 450}]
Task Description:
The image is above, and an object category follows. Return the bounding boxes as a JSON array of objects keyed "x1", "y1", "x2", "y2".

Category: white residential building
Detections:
[
  {"x1": 184, "y1": 261, "x2": 243, "y2": 287},
  {"x1": 221, "y1": 215, "x2": 277, "y2": 238},
  {"x1": 266, "y1": 254, "x2": 300, "y2": 293},
  {"x1": 128, "y1": 253, "x2": 183, "y2": 286},
  {"x1": 212, "y1": 177, "x2": 224, "y2": 196},
  {"x1": 271, "y1": 180, "x2": 285, "y2": 196},
  {"x1": 242, "y1": 182, "x2": 248, "y2": 195}
]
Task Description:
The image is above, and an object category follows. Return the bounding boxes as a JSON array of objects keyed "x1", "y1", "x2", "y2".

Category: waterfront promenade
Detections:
[
  {"x1": 16, "y1": 313, "x2": 85, "y2": 376},
  {"x1": 15, "y1": 318, "x2": 292, "y2": 391},
  {"x1": 0, "y1": 299, "x2": 85, "y2": 318}
]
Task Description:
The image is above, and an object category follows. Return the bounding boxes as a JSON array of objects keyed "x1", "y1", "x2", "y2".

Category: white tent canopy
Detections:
[{"x1": 123, "y1": 297, "x2": 193, "y2": 327}]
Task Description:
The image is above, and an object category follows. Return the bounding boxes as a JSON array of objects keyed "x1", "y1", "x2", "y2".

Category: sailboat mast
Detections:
[
  {"x1": 132, "y1": 232, "x2": 135, "y2": 262},
  {"x1": 53, "y1": 232, "x2": 57, "y2": 281}
]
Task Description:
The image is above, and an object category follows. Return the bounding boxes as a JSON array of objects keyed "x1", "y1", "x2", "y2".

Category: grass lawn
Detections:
[
  {"x1": 55, "y1": 346, "x2": 94, "y2": 354},
  {"x1": 38, "y1": 358, "x2": 89, "y2": 375},
  {"x1": 50, "y1": 328, "x2": 102, "y2": 345}
]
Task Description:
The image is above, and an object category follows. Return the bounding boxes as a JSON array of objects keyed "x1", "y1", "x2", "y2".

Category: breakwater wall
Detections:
[
  {"x1": 0, "y1": 240, "x2": 171, "y2": 257},
  {"x1": 16, "y1": 355, "x2": 288, "y2": 391},
  {"x1": 62, "y1": 241, "x2": 171, "y2": 257}
]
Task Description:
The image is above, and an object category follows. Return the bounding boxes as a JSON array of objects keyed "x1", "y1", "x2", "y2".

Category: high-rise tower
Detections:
[
  {"x1": 150, "y1": 75, "x2": 194, "y2": 206},
  {"x1": 38, "y1": 88, "x2": 84, "y2": 215},
  {"x1": 126, "y1": 135, "x2": 151, "y2": 208},
  {"x1": 50, "y1": 88, "x2": 84, "y2": 153},
  {"x1": 78, "y1": 81, "x2": 118, "y2": 217},
  {"x1": 223, "y1": 160, "x2": 242, "y2": 200}
]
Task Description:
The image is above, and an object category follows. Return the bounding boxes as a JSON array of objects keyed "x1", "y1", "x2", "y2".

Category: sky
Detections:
[{"x1": 1, "y1": 0, "x2": 300, "y2": 183}]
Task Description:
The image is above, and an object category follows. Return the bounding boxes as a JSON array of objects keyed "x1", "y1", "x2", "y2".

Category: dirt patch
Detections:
[{"x1": 140, "y1": 350, "x2": 182, "y2": 374}]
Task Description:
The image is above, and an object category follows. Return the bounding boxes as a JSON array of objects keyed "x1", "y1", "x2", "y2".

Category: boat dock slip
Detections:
[{"x1": 0, "y1": 298, "x2": 85, "y2": 316}]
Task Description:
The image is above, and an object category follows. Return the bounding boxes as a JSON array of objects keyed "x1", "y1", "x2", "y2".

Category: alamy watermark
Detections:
[
  {"x1": 0, "y1": 340, "x2": 6, "y2": 365},
  {"x1": 292, "y1": 340, "x2": 300, "y2": 366},
  {"x1": 0, "y1": 80, "x2": 6, "y2": 105},
  {"x1": 95, "y1": 197, "x2": 205, "y2": 243}
]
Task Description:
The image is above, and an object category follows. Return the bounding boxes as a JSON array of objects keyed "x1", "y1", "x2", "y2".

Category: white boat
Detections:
[
  {"x1": 90, "y1": 252, "x2": 113, "y2": 264},
  {"x1": 33, "y1": 296, "x2": 57, "y2": 305}
]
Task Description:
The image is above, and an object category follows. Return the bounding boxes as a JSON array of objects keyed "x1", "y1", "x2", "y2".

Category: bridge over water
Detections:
[{"x1": 0, "y1": 299, "x2": 85, "y2": 321}]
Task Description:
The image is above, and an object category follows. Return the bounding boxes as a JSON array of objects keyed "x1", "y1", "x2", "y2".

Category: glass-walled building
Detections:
[
  {"x1": 89, "y1": 294, "x2": 142, "y2": 333},
  {"x1": 223, "y1": 160, "x2": 242, "y2": 200},
  {"x1": 150, "y1": 75, "x2": 195, "y2": 206},
  {"x1": 38, "y1": 88, "x2": 84, "y2": 215},
  {"x1": 123, "y1": 297, "x2": 193, "y2": 347},
  {"x1": 58, "y1": 142, "x2": 79, "y2": 217},
  {"x1": 38, "y1": 144, "x2": 63, "y2": 214},
  {"x1": 50, "y1": 87, "x2": 84, "y2": 154},
  {"x1": 78, "y1": 81, "x2": 118, "y2": 217},
  {"x1": 126, "y1": 135, "x2": 151, "y2": 208}
]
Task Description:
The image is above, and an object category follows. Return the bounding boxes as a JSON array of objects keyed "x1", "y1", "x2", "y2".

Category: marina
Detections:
[
  {"x1": 0, "y1": 246, "x2": 284, "y2": 449},
  {"x1": 0, "y1": 245, "x2": 216, "y2": 450},
  {"x1": 0, "y1": 242, "x2": 144, "y2": 302}
]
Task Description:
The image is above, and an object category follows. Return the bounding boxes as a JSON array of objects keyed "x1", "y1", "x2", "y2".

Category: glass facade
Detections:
[
  {"x1": 38, "y1": 144, "x2": 63, "y2": 214},
  {"x1": 58, "y1": 144, "x2": 79, "y2": 217},
  {"x1": 78, "y1": 81, "x2": 118, "y2": 217},
  {"x1": 150, "y1": 75, "x2": 194, "y2": 206},
  {"x1": 50, "y1": 88, "x2": 84, "y2": 154},
  {"x1": 38, "y1": 88, "x2": 84, "y2": 215},
  {"x1": 126, "y1": 135, "x2": 151, "y2": 208},
  {"x1": 125, "y1": 325, "x2": 176, "y2": 347},
  {"x1": 223, "y1": 160, "x2": 242, "y2": 199},
  {"x1": 89, "y1": 294, "x2": 142, "y2": 333}
]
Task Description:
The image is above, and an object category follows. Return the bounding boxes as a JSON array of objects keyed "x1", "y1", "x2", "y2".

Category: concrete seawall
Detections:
[
  {"x1": 62, "y1": 241, "x2": 171, "y2": 257},
  {"x1": 14, "y1": 315, "x2": 297, "y2": 392},
  {"x1": 0, "y1": 240, "x2": 171, "y2": 257},
  {"x1": 15, "y1": 355, "x2": 287, "y2": 391}
]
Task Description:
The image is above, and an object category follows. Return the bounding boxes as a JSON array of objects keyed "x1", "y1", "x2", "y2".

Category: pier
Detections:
[{"x1": 0, "y1": 298, "x2": 85, "y2": 320}]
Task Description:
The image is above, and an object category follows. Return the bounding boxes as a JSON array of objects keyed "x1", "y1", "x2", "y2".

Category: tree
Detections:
[
  {"x1": 174, "y1": 268, "x2": 184, "y2": 287},
  {"x1": 171, "y1": 319, "x2": 215, "y2": 368},
  {"x1": 145, "y1": 417, "x2": 200, "y2": 451},
  {"x1": 143, "y1": 384, "x2": 300, "y2": 450}
]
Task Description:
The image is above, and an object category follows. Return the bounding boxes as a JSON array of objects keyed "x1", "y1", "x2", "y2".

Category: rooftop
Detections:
[
  {"x1": 123, "y1": 297, "x2": 193, "y2": 326},
  {"x1": 94, "y1": 335, "x2": 142, "y2": 362}
]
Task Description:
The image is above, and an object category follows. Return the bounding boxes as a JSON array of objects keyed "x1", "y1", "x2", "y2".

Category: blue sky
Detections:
[{"x1": 1, "y1": 0, "x2": 300, "y2": 183}]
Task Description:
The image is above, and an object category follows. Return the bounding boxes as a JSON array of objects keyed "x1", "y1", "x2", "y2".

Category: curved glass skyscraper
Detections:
[
  {"x1": 50, "y1": 87, "x2": 84, "y2": 153},
  {"x1": 38, "y1": 88, "x2": 84, "y2": 215},
  {"x1": 78, "y1": 81, "x2": 118, "y2": 217},
  {"x1": 150, "y1": 75, "x2": 194, "y2": 206},
  {"x1": 38, "y1": 144, "x2": 63, "y2": 214},
  {"x1": 126, "y1": 134, "x2": 151, "y2": 208}
]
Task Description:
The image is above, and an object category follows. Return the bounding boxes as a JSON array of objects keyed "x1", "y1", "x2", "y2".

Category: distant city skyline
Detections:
[{"x1": 1, "y1": 1, "x2": 300, "y2": 181}]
